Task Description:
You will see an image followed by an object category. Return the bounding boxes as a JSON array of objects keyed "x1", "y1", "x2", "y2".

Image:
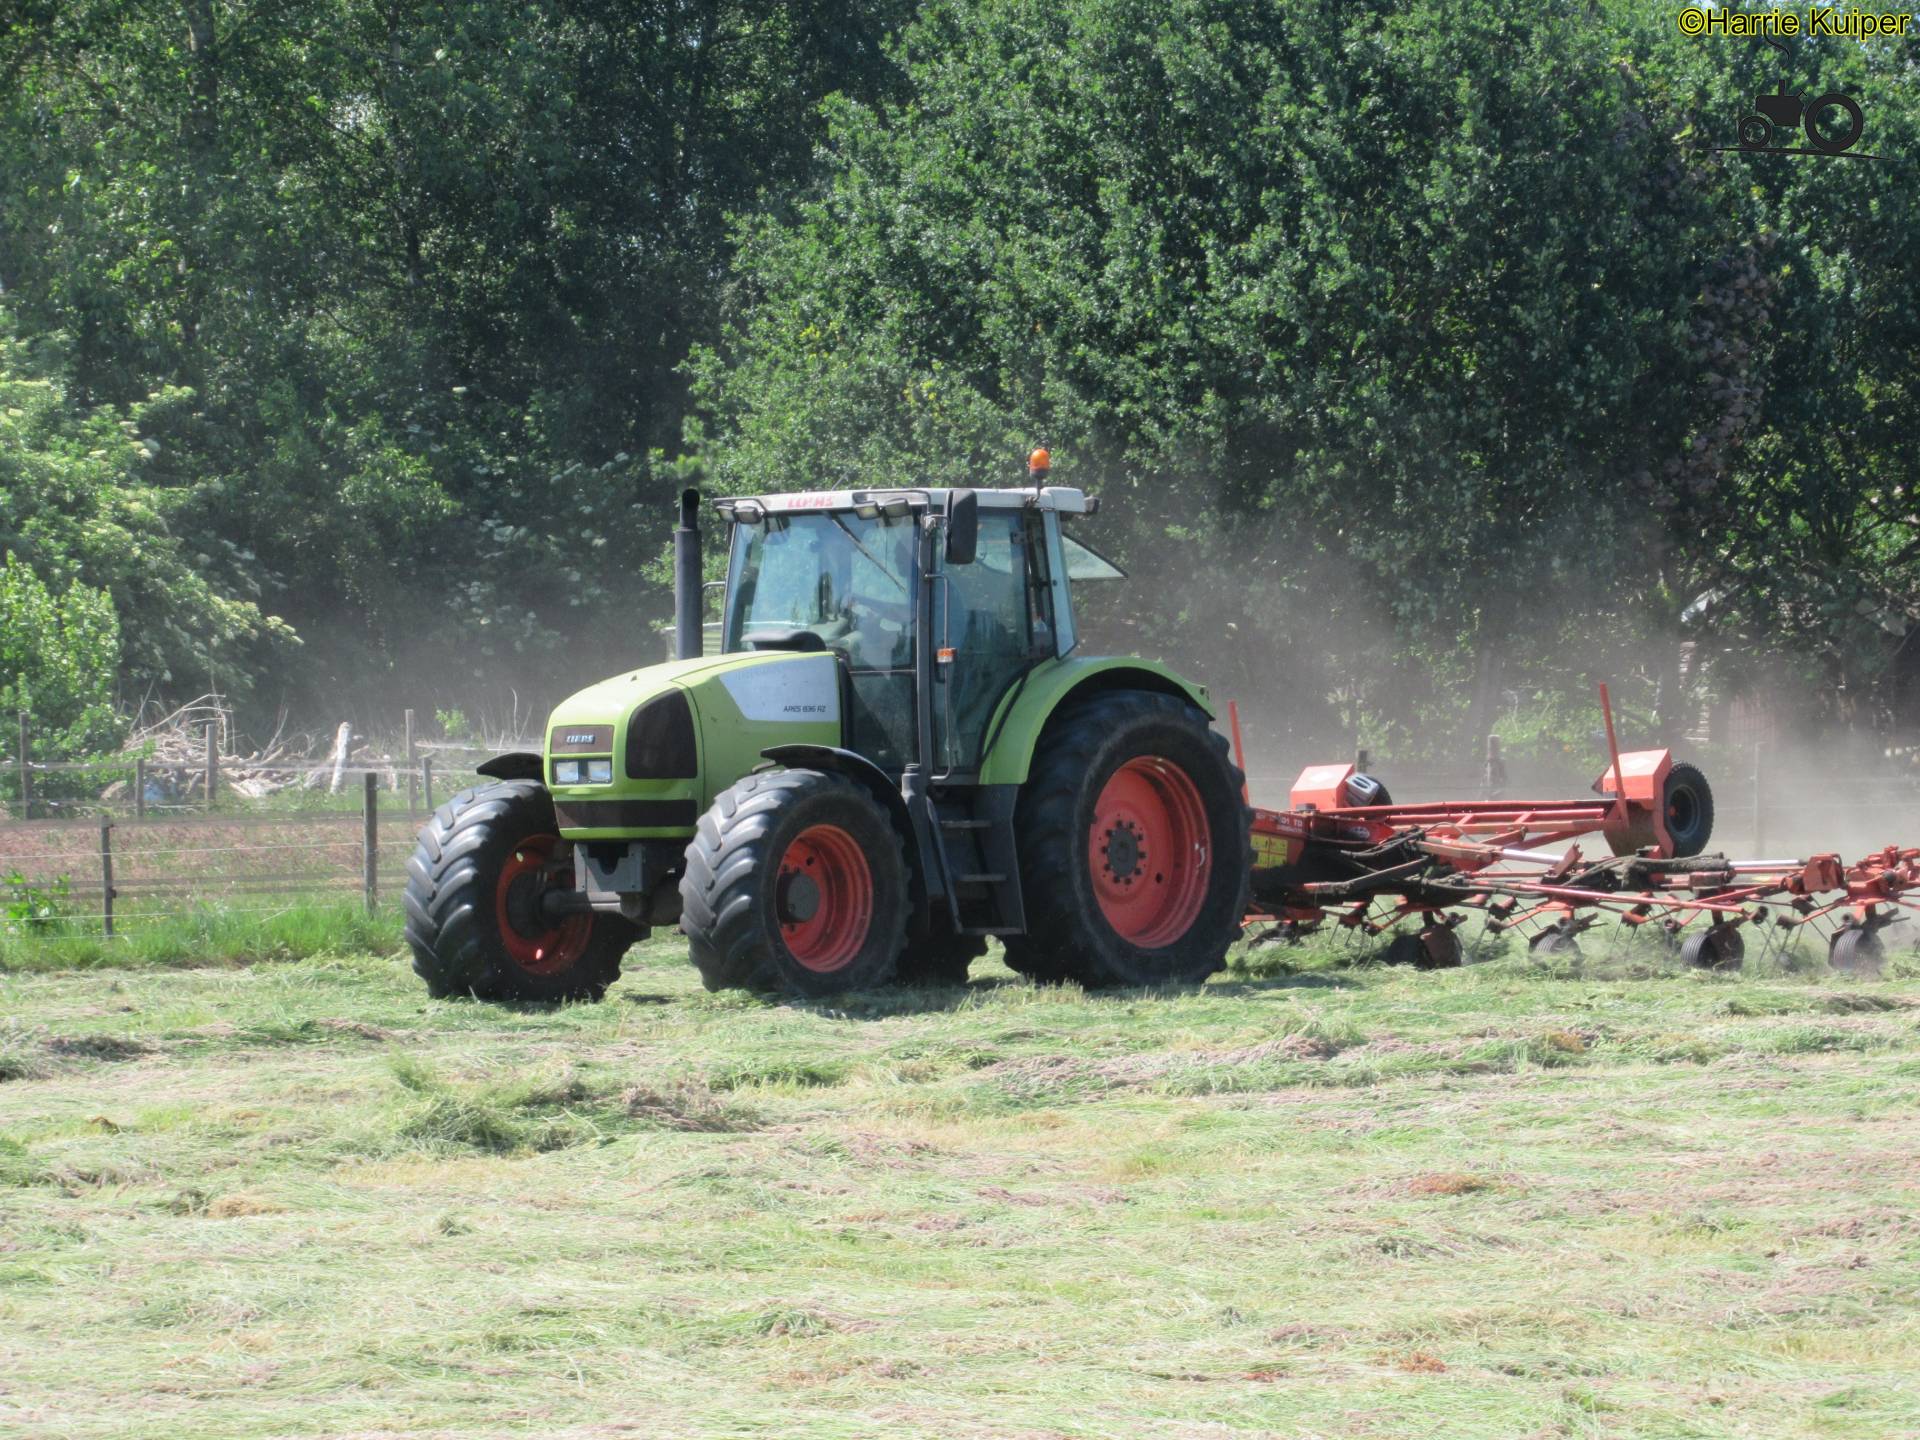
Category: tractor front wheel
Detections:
[
  {"x1": 404, "y1": 781, "x2": 635, "y2": 1002},
  {"x1": 679, "y1": 769, "x2": 909, "y2": 996},
  {"x1": 1004, "y1": 691, "x2": 1251, "y2": 988}
]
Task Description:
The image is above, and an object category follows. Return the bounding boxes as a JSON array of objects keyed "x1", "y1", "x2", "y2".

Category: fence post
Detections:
[
  {"x1": 17, "y1": 711, "x2": 29, "y2": 821},
  {"x1": 134, "y1": 758, "x2": 147, "y2": 820},
  {"x1": 204, "y1": 722, "x2": 219, "y2": 809},
  {"x1": 363, "y1": 771, "x2": 378, "y2": 913},
  {"x1": 404, "y1": 707, "x2": 419, "y2": 821},
  {"x1": 421, "y1": 754, "x2": 435, "y2": 814},
  {"x1": 99, "y1": 821, "x2": 115, "y2": 940},
  {"x1": 1752, "y1": 742, "x2": 1766, "y2": 855}
]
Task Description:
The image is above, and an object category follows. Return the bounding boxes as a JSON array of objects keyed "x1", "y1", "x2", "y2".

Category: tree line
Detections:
[{"x1": 3, "y1": 0, "x2": 1917, "y2": 765}]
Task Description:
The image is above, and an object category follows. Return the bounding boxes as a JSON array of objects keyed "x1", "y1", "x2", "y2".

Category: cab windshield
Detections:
[{"x1": 723, "y1": 512, "x2": 917, "y2": 671}]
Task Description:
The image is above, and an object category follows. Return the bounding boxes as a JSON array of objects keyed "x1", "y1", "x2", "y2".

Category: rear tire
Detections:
[
  {"x1": 679, "y1": 768, "x2": 909, "y2": 997},
  {"x1": 1003, "y1": 691, "x2": 1251, "y2": 988},
  {"x1": 404, "y1": 781, "x2": 635, "y2": 1002}
]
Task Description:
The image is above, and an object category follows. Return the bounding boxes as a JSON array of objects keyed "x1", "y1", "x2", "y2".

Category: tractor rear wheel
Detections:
[
  {"x1": 679, "y1": 768, "x2": 909, "y2": 997},
  {"x1": 404, "y1": 781, "x2": 636, "y2": 1002},
  {"x1": 1004, "y1": 691, "x2": 1251, "y2": 988}
]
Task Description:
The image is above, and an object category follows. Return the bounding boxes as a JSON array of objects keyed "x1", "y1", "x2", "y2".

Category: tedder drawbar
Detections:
[{"x1": 403, "y1": 454, "x2": 1917, "y2": 1003}]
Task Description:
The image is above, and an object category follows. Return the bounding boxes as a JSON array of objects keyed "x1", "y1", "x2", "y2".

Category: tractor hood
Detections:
[{"x1": 543, "y1": 649, "x2": 841, "y2": 839}]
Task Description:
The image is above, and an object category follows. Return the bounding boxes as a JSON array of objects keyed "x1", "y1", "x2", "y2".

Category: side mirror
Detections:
[{"x1": 944, "y1": 489, "x2": 978, "y2": 567}]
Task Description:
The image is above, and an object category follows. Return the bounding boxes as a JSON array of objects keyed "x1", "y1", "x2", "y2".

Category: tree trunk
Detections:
[
  {"x1": 1464, "y1": 609, "x2": 1508, "y2": 768},
  {"x1": 179, "y1": 0, "x2": 220, "y2": 356}
]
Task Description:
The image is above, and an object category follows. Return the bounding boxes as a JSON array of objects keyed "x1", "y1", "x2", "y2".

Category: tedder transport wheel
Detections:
[
  {"x1": 1003, "y1": 691, "x2": 1251, "y2": 988},
  {"x1": 1664, "y1": 762, "x2": 1714, "y2": 858},
  {"x1": 404, "y1": 781, "x2": 636, "y2": 1002},
  {"x1": 679, "y1": 768, "x2": 909, "y2": 997},
  {"x1": 895, "y1": 933, "x2": 988, "y2": 988}
]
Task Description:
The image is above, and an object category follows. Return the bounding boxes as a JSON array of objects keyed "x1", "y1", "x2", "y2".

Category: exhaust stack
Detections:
[{"x1": 673, "y1": 488, "x2": 701, "y2": 661}]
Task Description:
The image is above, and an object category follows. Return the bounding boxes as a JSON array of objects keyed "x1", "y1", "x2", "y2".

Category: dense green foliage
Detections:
[
  {"x1": 0, "y1": 320, "x2": 281, "y2": 703},
  {"x1": 2, "y1": 0, "x2": 1917, "y2": 757},
  {"x1": 703, "y1": 0, "x2": 1920, "y2": 753},
  {"x1": 0, "y1": 552, "x2": 122, "y2": 762},
  {"x1": 2, "y1": 0, "x2": 911, "y2": 720}
]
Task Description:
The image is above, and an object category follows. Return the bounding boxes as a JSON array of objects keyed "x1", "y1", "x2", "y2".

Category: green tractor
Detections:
[{"x1": 403, "y1": 458, "x2": 1251, "y2": 1000}]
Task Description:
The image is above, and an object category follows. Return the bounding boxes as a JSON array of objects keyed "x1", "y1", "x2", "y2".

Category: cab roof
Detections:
[{"x1": 716, "y1": 486, "x2": 1094, "y2": 518}]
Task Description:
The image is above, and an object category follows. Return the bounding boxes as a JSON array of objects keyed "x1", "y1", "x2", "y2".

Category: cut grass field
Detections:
[{"x1": 3, "y1": 928, "x2": 1918, "y2": 1439}]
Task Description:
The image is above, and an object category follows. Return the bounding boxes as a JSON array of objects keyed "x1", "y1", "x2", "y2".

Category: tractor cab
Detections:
[{"x1": 713, "y1": 480, "x2": 1121, "y2": 778}]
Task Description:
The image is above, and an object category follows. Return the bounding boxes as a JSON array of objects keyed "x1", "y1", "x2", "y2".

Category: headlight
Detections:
[
  {"x1": 553, "y1": 759, "x2": 584, "y2": 785},
  {"x1": 587, "y1": 759, "x2": 613, "y2": 783}
]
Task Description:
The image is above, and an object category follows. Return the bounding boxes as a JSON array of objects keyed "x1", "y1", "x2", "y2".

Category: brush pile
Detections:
[{"x1": 108, "y1": 699, "x2": 396, "y2": 799}]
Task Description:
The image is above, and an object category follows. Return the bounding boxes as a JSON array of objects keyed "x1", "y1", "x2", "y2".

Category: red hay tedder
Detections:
[{"x1": 1232, "y1": 686, "x2": 1917, "y2": 975}]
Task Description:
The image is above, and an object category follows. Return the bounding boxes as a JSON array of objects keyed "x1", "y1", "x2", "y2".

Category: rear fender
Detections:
[{"x1": 977, "y1": 657, "x2": 1213, "y2": 786}]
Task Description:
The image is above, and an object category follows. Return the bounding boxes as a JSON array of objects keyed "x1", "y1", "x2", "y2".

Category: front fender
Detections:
[
  {"x1": 759, "y1": 744, "x2": 909, "y2": 837},
  {"x1": 476, "y1": 751, "x2": 544, "y2": 782}
]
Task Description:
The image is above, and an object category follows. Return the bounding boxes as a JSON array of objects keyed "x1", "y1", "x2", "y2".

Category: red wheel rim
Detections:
[
  {"x1": 776, "y1": 823, "x2": 874, "y2": 972},
  {"x1": 1088, "y1": 756, "x2": 1212, "y2": 947},
  {"x1": 493, "y1": 834, "x2": 592, "y2": 976}
]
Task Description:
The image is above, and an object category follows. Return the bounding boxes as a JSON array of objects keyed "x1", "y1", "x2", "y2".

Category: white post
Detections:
[{"x1": 328, "y1": 721, "x2": 353, "y2": 795}]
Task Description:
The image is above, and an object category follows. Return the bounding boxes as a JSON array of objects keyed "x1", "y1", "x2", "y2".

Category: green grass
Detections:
[
  {"x1": 3, "y1": 933, "x2": 1918, "y2": 1437},
  {"x1": 0, "y1": 900, "x2": 402, "y2": 973}
]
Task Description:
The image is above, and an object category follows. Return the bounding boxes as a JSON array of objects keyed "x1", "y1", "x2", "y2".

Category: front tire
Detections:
[
  {"x1": 679, "y1": 769, "x2": 909, "y2": 997},
  {"x1": 1003, "y1": 692, "x2": 1251, "y2": 988},
  {"x1": 404, "y1": 781, "x2": 634, "y2": 1002}
]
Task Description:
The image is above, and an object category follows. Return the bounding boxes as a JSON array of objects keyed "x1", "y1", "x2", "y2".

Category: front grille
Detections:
[{"x1": 626, "y1": 691, "x2": 698, "y2": 779}]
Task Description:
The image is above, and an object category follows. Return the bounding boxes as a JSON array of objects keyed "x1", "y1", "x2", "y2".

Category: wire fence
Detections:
[
  {"x1": 0, "y1": 726, "x2": 538, "y2": 942},
  {"x1": 0, "y1": 781, "x2": 402, "y2": 942},
  {"x1": 3, "y1": 704, "x2": 537, "y2": 823}
]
